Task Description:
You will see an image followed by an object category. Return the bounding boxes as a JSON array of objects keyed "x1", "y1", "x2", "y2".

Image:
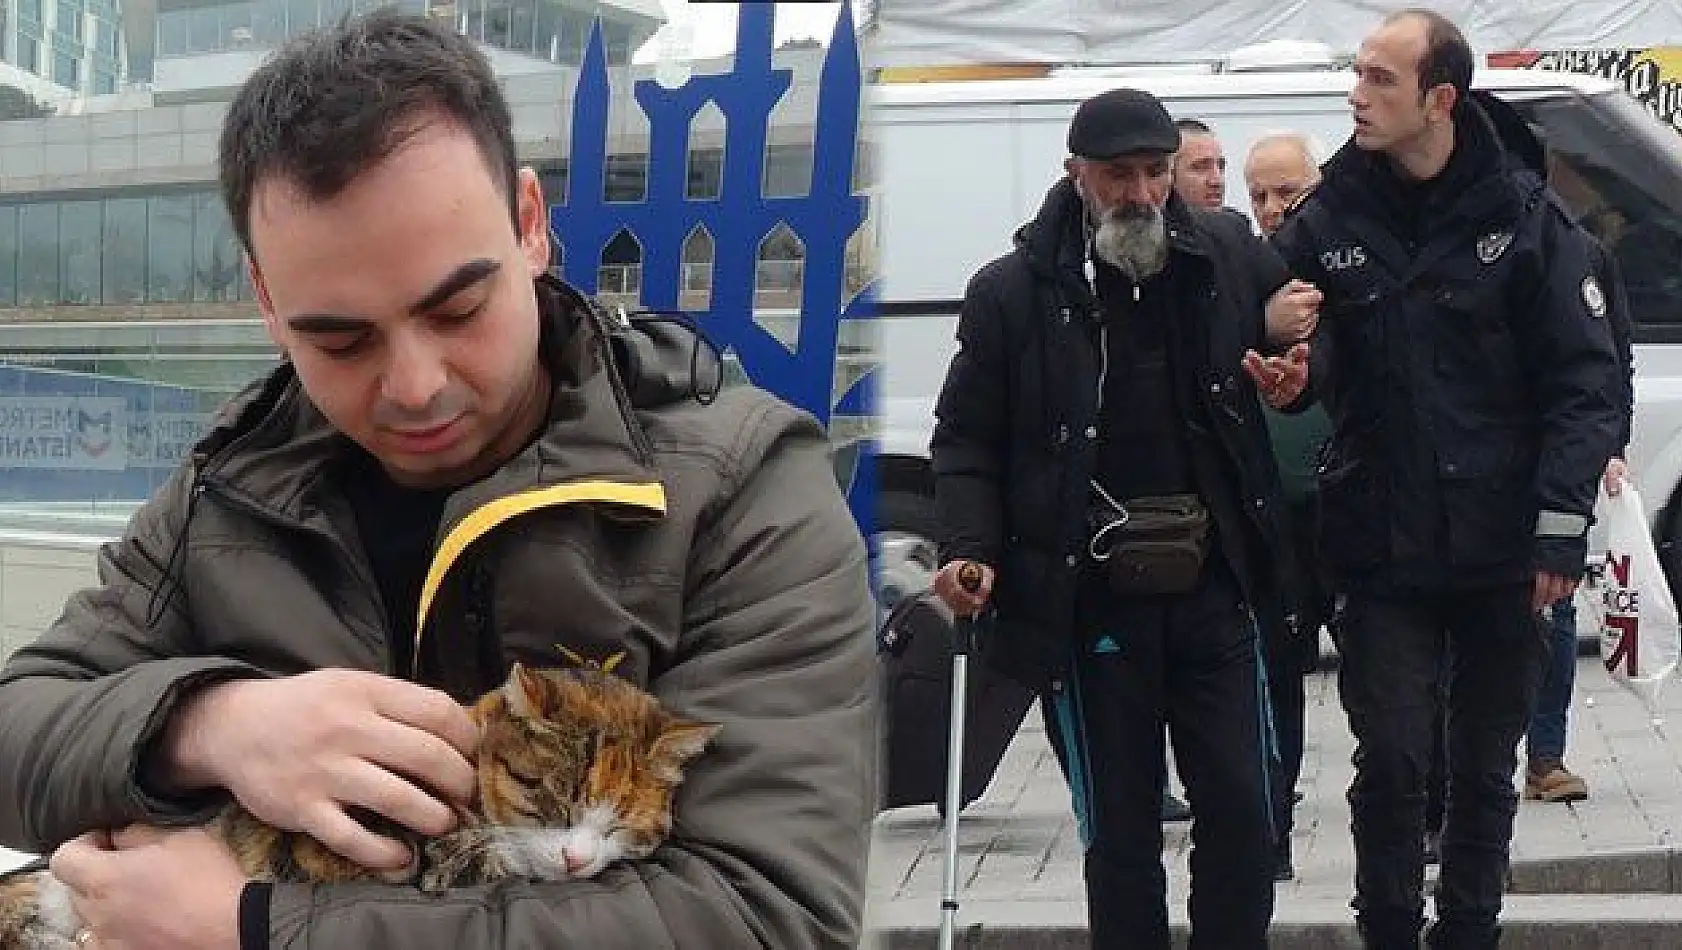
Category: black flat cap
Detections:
[{"x1": 1067, "y1": 88, "x2": 1180, "y2": 159}]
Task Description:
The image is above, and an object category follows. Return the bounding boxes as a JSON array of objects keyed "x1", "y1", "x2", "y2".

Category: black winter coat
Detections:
[
  {"x1": 1271, "y1": 96, "x2": 1624, "y2": 591},
  {"x1": 930, "y1": 179, "x2": 1299, "y2": 690}
]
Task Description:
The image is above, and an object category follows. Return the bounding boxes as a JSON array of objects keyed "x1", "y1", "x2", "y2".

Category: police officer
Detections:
[
  {"x1": 1270, "y1": 10, "x2": 1624, "y2": 949},
  {"x1": 928, "y1": 86, "x2": 1309, "y2": 950}
]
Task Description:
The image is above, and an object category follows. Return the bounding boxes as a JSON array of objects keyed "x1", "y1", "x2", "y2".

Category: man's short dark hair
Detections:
[
  {"x1": 1388, "y1": 7, "x2": 1473, "y2": 100},
  {"x1": 1175, "y1": 117, "x2": 1214, "y2": 136},
  {"x1": 218, "y1": 8, "x2": 519, "y2": 259}
]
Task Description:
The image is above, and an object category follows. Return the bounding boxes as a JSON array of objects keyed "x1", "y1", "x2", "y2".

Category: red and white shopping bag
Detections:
[{"x1": 1593, "y1": 483, "x2": 1681, "y2": 716}]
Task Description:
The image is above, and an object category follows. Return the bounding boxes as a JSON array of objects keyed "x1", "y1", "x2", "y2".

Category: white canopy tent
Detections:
[{"x1": 865, "y1": 0, "x2": 1682, "y2": 68}]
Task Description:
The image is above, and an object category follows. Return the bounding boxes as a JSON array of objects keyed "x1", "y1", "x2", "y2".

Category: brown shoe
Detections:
[{"x1": 1525, "y1": 758, "x2": 1589, "y2": 802}]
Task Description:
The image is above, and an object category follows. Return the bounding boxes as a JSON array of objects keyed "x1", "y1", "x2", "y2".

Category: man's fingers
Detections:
[
  {"x1": 108, "y1": 824, "x2": 170, "y2": 852},
  {"x1": 1533, "y1": 574, "x2": 1572, "y2": 612},
  {"x1": 363, "y1": 718, "x2": 478, "y2": 809},
  {"x1": 48, "y1": 834, "x2": 107, "y2": 891},
  {"x1": 367, "y1": 681, "x2": 480, "y2": 759},
  {"x1": 300, "y1": 801, "x2": 415, "y2": 870},
  {"x1": 336, "y1": 757, "x2": 458, "y2": 839},
  {"x1": 936, "y1": 562, "x2": 995, "y2": 618}
]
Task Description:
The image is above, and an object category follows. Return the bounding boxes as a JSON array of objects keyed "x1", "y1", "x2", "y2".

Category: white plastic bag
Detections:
[{"x1": 1593, "y1": 483, "x2": 1681, "y2": 715}]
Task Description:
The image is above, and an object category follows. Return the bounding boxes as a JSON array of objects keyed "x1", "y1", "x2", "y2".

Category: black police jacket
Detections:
[
  {"x1": 930, "y1": 179, "x2": 1297, "y2": 690},
  {"x1": 1271, "y1": 97, "x2": 1624, "y2": 590}
]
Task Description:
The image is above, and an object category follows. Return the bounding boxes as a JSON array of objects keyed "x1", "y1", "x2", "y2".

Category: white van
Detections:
[{"x1": 869, "y1": 52, "x2": 1682, "y2": 608}]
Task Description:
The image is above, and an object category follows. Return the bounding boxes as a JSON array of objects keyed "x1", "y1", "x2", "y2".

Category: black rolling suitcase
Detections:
[{"x1": 876, "y1": 588, "x2": 1036, "y2": 813}]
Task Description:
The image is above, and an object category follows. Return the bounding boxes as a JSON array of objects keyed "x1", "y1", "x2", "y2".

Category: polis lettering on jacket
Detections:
[{"x1": 1320, "y1": 245, "x2": 1369, "y2": 271}]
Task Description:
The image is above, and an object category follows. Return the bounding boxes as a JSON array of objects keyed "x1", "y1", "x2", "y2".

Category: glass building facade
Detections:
[
  {"x1": 0, "y1": 135, "x2": 843, "y2": 315},
  {"x1": 155, "y1": 0, "x2": 651, "y2": 65},
  {"x1": 0, "y1": 16, "x2": 874, "y2": 515},
  {"x1": 0, "y1": 187, "x2": 246, "y2": 308},
  {"x1": 5, "y1": 0, "x2": 128, "y2": 96}
]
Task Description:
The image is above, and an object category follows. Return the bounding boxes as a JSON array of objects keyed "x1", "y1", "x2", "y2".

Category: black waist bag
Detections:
[{"x1": 1088, "y1": 488, "x2": 1212, "y2": 596}]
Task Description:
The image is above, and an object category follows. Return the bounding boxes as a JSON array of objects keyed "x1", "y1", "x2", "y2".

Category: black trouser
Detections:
[
  {"x1": 1336, "y1": 584, "x2": 1547, "y2": 949},
  {"x1": 1045, "y1": 563, "x2": 1276, "y2": 950},
  {"x1": 1269, "y1": 495, "x2": 1331, "y2": 848},
  {"x1": 1268, "y1": 664, "x2": 1305, "y2": 841},
  {"x1": 1426, "y1": 661, "x2": 1449, "y2": 837}
]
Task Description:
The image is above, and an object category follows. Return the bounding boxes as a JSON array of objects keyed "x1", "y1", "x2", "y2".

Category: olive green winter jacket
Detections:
[{"x1": 0, "y1": 275, "x2": 879, "y2": 949}]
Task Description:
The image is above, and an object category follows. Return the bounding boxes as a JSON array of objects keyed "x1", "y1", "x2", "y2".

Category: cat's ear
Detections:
[
  {"x1": 502, "y1": 662, "x2": 546, "y2": 718},
  {"x1": 648, "y1": 721, "x2": 722, "y2": 783}
]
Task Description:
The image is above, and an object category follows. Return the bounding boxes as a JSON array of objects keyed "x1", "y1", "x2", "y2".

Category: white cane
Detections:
[{"x1": 937, "y1": 561, "x2": 984, "y2": 950}]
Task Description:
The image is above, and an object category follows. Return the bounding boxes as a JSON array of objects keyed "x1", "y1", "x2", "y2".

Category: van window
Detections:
[{"x1": 1511, "y1": 91, "x2": 1682, "y2": 335}]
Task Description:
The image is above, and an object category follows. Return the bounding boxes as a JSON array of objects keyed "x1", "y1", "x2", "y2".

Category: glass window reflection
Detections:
[
  {"x1": 0, "y1": 208, "x2": 18, "y2": 307},
  {"x1": 148, "y1": 194, "x2": 195, "y2": 303},
  {"x1": 193, "y1": 193, "x2": 244, "y2": 303},
  {"x1": 59, "y1": 201, "x2": 100, "y2": 305},
  {"x1": 103, "y1": 198, "x2": 147, "y2": 305},
  {"x1": 16, "y1": 203, "x2": 57, "y2": 307}
]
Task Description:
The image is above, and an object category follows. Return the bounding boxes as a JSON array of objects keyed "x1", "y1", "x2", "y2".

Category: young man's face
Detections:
[
  {"x1": 248, "y1": 115, "x2": 553, "y2": 490},
  {"x1": 1349, "y1": 16, "x2": 1453, "y2": 155},
  {"x1": 1173, "y1": 131, "x2": 1226, "y2": 209}
]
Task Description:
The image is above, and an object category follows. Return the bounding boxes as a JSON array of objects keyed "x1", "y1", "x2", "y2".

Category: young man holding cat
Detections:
[{"x1": 0, "y1": 11, "x2": 878, "y2": 950}]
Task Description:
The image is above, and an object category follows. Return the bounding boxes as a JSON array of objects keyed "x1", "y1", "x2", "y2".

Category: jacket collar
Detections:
[
  {"x1": 1320, "y1": 97, "x2": 1532, "y2": 232},
  {"x1": 192, "y1": 275, "x2": 663, "y2": 532},
  {"x1": 1017, "y1": 177, "x2": 1211, "y2": 292}
]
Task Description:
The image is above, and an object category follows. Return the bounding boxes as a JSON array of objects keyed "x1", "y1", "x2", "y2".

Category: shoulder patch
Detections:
[
  {"x1": 1582, "y1": 274, "x2": 1607, "y2": 319},
  {"x1": 1476, "y1": 230, "x2": 1514, "y2": 264}
]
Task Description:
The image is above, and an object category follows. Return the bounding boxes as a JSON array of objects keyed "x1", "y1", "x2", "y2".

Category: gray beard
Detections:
[{"x1": 1090, "y1": 204, "x2": 1168, "y2": 281}]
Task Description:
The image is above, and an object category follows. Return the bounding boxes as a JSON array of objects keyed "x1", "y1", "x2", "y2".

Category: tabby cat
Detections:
[{"x1": 0, "y1": 662, "x2": 720, "y2": 949}]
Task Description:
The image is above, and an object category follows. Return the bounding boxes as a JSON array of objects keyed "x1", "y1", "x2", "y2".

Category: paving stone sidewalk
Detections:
[
  {"x1": 864, "y1": 657, "x2": 1682, "y2": 941},
  {"x1": 8, "y1": 657, "x2": 1682, "y2": 945}
]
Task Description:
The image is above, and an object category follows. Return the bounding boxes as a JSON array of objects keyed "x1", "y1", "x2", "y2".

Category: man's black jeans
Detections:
[
  {"x1": 1045, "y1": 564, "x2": 1277, "y2": 950},
  {"x1": 1336, "y1": 584, "x2": 1547, "y2": 950}
]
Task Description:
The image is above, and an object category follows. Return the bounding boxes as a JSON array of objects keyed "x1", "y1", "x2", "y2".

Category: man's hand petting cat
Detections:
[
  {"x1": 153, "y1": 669, "x2": 481, "y2": 871},
  {"x1": 50, "y1": 824, "x2": 246, "y2": 950}
]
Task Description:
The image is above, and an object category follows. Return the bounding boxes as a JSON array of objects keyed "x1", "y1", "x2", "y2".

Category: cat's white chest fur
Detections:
[
  {"x1": 492, "y1": 803, "x2": 631, "y2": 881},
  {"x1": 33, "y1": 871, "x2": 80, "y2": 943}
]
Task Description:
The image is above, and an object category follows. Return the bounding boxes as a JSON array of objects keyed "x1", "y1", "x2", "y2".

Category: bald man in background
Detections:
[{"x1": 1246, "y1": 132, "x2": 1322, "y2": 237}]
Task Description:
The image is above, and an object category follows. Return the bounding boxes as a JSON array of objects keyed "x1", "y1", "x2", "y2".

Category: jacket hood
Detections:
[
  {"x1": 1321, "y1": 95, "x2": 1543, "y2": 228},
  {"x1": 1015, "y1": 176, "x2": 1088, "y2": 280},
  {"x1": 539, "y1": 274, "x2": 724, "y2": 412},
  {"x1": 1470, "y1": 89, "x2": 1547, "y2": 179}
]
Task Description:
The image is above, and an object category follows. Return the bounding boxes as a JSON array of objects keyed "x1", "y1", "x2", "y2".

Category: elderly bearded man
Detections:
[{"x1": 928, "y1": 86, "x2": 1314, "y2": 949}]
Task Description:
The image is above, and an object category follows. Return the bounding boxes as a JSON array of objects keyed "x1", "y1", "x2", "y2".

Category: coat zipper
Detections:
[{"x1": 1089, "y1": 280, "x2": 1134, "y2": 419}]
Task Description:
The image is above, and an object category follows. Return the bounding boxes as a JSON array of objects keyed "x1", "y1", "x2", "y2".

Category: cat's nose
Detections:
[{"x1": 563, "y1": 845, "x2": 593, "y2": 874}]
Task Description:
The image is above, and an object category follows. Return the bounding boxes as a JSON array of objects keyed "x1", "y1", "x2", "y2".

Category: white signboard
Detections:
[{"x1": 0, "y1": 396, "x2": 128, "y2": 471}]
